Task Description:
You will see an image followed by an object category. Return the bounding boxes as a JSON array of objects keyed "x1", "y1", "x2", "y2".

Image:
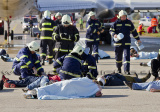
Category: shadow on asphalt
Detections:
[
  {"x1": 99, "y1": 95, "x2": 128, "y2": 98},
  {"x1": 0, "y1": 89, "x2": 15, "y2": 92},
  {"x1": 102, "y1": 86, "x2": 129, "y2": 89}
]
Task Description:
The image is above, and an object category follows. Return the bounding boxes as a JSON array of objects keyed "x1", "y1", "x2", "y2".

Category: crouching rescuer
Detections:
[{"x1": 5, "y1": 41, "x2": 46, "y2": 88}]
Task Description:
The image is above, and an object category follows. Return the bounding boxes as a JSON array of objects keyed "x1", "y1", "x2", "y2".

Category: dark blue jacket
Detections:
[
  {"x1": 12, "y1": 47, "x2": 44, "y2": 74},
  {"x1": 81, "y1": 54, "x2": 98, "y2": 79},
  {"x1": 86, "y1": 18, "x2": 101, "y2": 42},
  {"x1": 109, "y1": 19, "x2": 140, "y2": 46},
  {"x1": 53, "y1": 54, "x2": 82, "y2": 79}
]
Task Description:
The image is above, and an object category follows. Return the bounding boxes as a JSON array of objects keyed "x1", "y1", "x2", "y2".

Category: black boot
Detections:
[
  {"x1": 124, "y1": 71, "x2": 130, "y2": 75},
  {"x1": 116, "y1": 68, "x2": 121, "y2": 73},
  {"x1": 123, "y1": 81, "x2": 133, "y2": 90},
  {"x1": 141, "y1": 71, "x2": 151, "y2": 82},
  {"x1": 48, "y1": 58, "x2": 53, "y2": 64},
  {"x1": 42, "y1": 59, "x2": 45, "y2": 65}
]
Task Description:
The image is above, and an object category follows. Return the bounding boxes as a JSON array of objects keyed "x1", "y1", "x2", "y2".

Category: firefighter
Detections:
[
  {"x1": 151, "y1": 16, "x2": 158, "y2": 33},
  {"x1": 39, "y1": 10, "x2": 56, "y2": 65},
  {"x1": 52, "y1": 14, "x2": 80, "y2": 60},
  {"x1": 4, "y1": 41, "x2": 46, "y2": 87},
  {"x1": 55, "y1": 12, "x2": 62, "y2": 25},
  {"x1": 85, "y1": 11, "x2": 102, "y2": 63},
  {"x1": 109, "y1": 10, "x2": 141, "y2": 75},
  {"x1": 53, "y1": 45, "x2": 98, "y2": 80}
]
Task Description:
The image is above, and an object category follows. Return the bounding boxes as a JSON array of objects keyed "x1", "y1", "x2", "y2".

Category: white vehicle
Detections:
[
  {"x1": 22, "y1": 16, "x2": 38, "y2": 34},
  {"x1": 139, "y1": 18, "x2": 151, "y2": 26}
]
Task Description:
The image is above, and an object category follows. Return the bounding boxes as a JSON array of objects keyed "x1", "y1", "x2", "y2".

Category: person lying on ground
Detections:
[
  {"x1": 130, "y1": 46, "x2": 157, "y2": 60},
  {"x1": 124, "y1": 77, "x2": 160, "y2": 92},
  {"x1": 96, "y1": 72, "x2": 151, "y2": 86},
  {"x1": 23, "y1": 77, "x2": 102, "y2": 100}
]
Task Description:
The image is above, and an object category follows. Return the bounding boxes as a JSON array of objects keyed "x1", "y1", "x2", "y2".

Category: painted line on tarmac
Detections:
[{"x1": 12, "y1": 24, "x2": 18, "y2": 31}]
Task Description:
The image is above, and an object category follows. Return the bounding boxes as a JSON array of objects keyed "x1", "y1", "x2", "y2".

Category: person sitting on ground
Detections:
[
  {"x1": 23, "y1": 77, "x2": 102, "y2": 99},
  {"x1": 137, "y1": 23, "x2": 145, "y2": 35},
  {"x1": 0, "y1": 49, "x2": 14, "y2": 62},
  {"x1": 124, "y1": 77, "x2": 160, "y2": 92},
  {"x1": 53, "y1": 45, "x2": 98, "y2": 80},
  {"x1": 130, "y1": 46, "x2": 158, "y2": 59},
  {"x1": 96, "y1": 72, "x2": 151, "y2": 86},
  {"x1": 2, "y1": 41, "x2": 46, "y2": 88}
]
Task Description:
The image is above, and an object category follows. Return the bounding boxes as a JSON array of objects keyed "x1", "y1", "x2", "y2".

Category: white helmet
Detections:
[
  {"x1": 88, "y1": 11, "x2": 96, "y2": 17},
  {"x1": 55, "y1": 12, "x2": 62, "y2": 18},
  {"x1": 62, "y1": 14, "x2": 71, "y2": 25},
  {"x1": 44, "y1": 10, "x2": 51, "y2": 19},
  {"x1": 117, "y1": 10, "x2": 127, "y2": 18},
  {"x1": 97, "y1": 76, "x2": 106, "y2": 86},
  {"x1": 27, "y1": 41, "x2": 40, "y2": 52},
  {"x1": 71, "y1": 45, "x2": 90, "y2": 56}
]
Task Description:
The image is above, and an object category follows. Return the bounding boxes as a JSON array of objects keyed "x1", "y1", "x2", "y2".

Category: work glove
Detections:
[
  {"x1": 55, "y1": 35, "x2": 61, "y2": 41},
  {"x1": 61, "y1": 33, "x2": 69, "y2": 39}
]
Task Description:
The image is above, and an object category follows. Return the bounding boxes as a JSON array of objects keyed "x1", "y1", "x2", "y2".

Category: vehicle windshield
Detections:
[{"x1": 24, "y1": 18, "x2": 38, "y2": 23}]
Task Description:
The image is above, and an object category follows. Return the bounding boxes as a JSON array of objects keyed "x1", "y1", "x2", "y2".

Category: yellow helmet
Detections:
[
  {"x1": 62, "y1": 14, "x2": 71, "y2": 25},
  {"x1": 88, "y1": 11, "x2": 96, "y2": 17},
  {"x1": 117, "y1": 10, "x2": 127, "y2": 18},
  {"x1": 44, "y1": 10, "x2": 51, "y2": 19}
]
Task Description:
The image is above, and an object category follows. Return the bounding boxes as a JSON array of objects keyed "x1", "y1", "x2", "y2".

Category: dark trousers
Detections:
[
  {"x1": 80, "y1": 24, "x2": 83, "y2": 30},
  {"x1": 115, "y1": 45, "x2": 130, "y2": 72},
  {"x1": 152, "y1": 26, "x2": 156, "y2": 33},
  {"x1": 40, "y1": 39, "x2": 54, "y2": 59},
  {"x1": 151, "y1": 59, "x2": 160, "y2": 78},
  {"x1": 7, "y1": 76, "x2": 39, "y2": 87}
]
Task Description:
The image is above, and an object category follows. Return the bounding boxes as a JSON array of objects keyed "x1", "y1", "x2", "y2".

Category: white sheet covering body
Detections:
[
  {"x1": 131, "y1": 52, "x2": 158, "y2": 60},
  {"x1": 36, "y1": 77, "x2": 100, "y2": 100}
]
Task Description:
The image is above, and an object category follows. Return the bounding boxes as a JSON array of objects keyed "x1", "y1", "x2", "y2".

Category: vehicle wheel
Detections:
[
  {"x1": 4, "y1": 30, "x2": 7, "y2": 40},
  {"x1": 11, "y1": 30, "x2": 14, "y2": 40}
]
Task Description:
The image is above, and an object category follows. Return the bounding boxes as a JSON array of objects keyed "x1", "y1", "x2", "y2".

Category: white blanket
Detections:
[
  {"x1": 131, "y1": 52, "x2": 158, "y2": 60},
  {"x1": 36, "y1": 77, "x2": 100, "y2": 100}
]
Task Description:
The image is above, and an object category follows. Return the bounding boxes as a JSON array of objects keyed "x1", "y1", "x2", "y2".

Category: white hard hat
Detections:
[
  {"x1": 62, "y1": 15, "x2": 72, "y2": 25},
  {"x1": 27, "y1": 41, "x2": 40, "y2": 52},
  {"x1": 117, "y1": 10, "x2": 127, "y2": 18},
  {"x1": 71, "y1": 45, "x2": 90, "y2": 56},
  {"x1": 55, "y1": 12, "x2": 62, "y2": 18},
  {"x1": 44, "y1": 10, "x2": 51, "y2": 19},
  {"x1": 88, "y1": 11, "x2": 96, "y2": 17}
]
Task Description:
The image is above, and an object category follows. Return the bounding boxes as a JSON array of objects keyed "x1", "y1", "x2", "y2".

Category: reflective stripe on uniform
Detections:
[
  {"x1": 125, "y1": 24, "x2": 131, "y2": 27},
  {"x1": 53, "y1": 68, "x2": 57, "y2": 72},
  {"x1": 125, "y1": 43, "x2": 131, "y2": 45},
  {"x1": 87, "y1": 72, "x2": 95, "y2": 79},
  {"x1": 40, "y1": 36, "x2": 52, "y2": 39},
  {"x1": 54, "y1": 48, "x2": 72, "y2": 52},
  {"x1": 88, "y1": 66, "x2": 96, "y2": 69},
  {"x1": 124, "y1": 61, "x2": 130, "y2": 64},
  {"x1": 87, "y1": 24, "x2": 93, "y2": 29},
  {"x1": 93, "y1": 52, "x2": 98, "y2": 55},
  {"x1": 37, "y1": 67, "x2": 42, "y2": 71},
  {"x1": 93, "y1": 29, "x2": 96, "y2": 33},
  {"x1": 96, "y1": 38, "x2": 99, "y2": 41},
  {"x1": 15, "y1": 55, "x2": 28, "y2": 61},
  {"x1": 65, "y1": 55, "x2": 82, "y2": 64},
  {"x1": 56, "y1": 59, "x2": 62, "y2": 65},
  {"x1": 35, "y1": 60, "x2": 40, "y2": 64},
  {"x1": 42, "y1": 23, "x2": 51, "y2": 26},
  {"x1": 134, "y1": 35, "x2": 139, "y2": 39},
  {"x1": 85, "y1": 38, "x2": 94, "y2": 41},
  {"x1": 95, "y1": 23, "x2": 99, "y2": 25},
  {"x1": 114, "y1": 43, "x2": 122, "y2": 46},
  {"x1": 40, "y1": 53, "x2": 46, "y2": 56},
  {"x1": 83, "y1": 62, "x2": 88, "y2": 65},
  {"x1": 26, "y1": 61, "x2": 31, "y2": 65},
  {"x1": 131, "y1": 28, "x2": 136, "y2": 32},
  {"x1": 75, "y1": 34, "x2": 79, "y2": 41},
  {"x1": 60, "y1": 70, "x2": 81, "y2": 78},
  {"x1": 116, "y1": 24, "x2": 122, "y2": 26},
  {"x1": 110, "y1": 28, "x2": 115, "y2": 31},
  {"x1": 47, "y1": 55, "x2": 53, "y2": 58},
  {"x1": 116, "y1": 61, "x2": 122, "y2": 63},
  {"x1": 41, "y1": 28, "x2": 53, "y2": 31},
  {"x1": 20, "y1": 65, "x2": 28, "y2": 69}
]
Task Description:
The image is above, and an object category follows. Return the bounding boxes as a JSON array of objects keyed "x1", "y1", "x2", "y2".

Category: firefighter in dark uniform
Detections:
[
  {"x1": 85, "y1": 11, "x2": 102, "y2": 63},
  {"x1": 52, "y1": 14, "x2": 80, "y2": 60},
  {"x1": 53, "y1": 45, "x2": 98, "y2": 80},
  {"x1": 55, "y1": 12, "x2": 62, "y2": 26},
  {"x1": 109, "y1": 10, "x2": 142, "y2": 75},
  {"x1": 39, "y1": 10, "x2": 56, "y2": 65}
]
